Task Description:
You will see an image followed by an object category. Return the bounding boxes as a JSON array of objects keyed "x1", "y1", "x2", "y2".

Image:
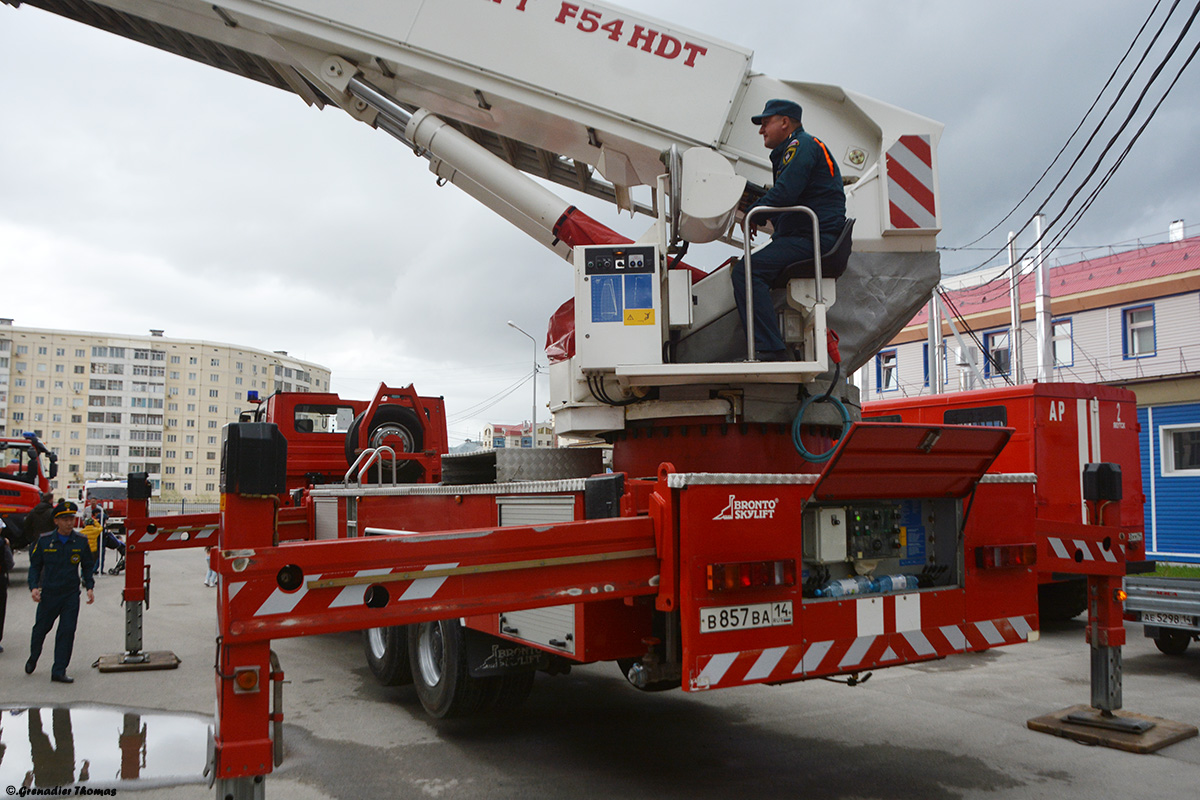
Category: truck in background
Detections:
[
  {"x1": 863, "y1": 382, "x2": 1151, "y2": 620},
  {"x1": 246, "y1": 386, "x2": 449, "y2": 493},
  {"x1": 0, "y1": 432, "x2": 58, "y2": 548},
  {"x1": 83, "y1": 478, "x2": 131, "y2": 527},
  {"x1": 1124, "y1": 575, "x2": 1200, "y2": 655}
]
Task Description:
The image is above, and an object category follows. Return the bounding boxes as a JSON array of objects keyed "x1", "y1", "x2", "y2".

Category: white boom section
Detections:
[
  {"x1": 9, "y1": 0, "x2": 947, "y2": 433},
  {"x1": 10, "y1": 0, "x2": 943, "y2": 254}
]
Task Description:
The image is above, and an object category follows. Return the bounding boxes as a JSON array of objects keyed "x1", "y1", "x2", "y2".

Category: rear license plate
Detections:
[
  {"x1": 700, "y1": 601, "x2": 792, "y2": 633},
  {"x1": 1142, "y1": 611, "x2": 1198, "y2": 628}
]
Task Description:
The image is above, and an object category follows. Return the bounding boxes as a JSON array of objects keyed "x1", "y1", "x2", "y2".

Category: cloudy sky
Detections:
[{"x1": 2, "y1": 1, "x2": 1198, "y2": 444}]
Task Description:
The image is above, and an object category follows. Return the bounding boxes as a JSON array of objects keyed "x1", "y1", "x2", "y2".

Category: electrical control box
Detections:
[
  {"x1": 802, "y1": 497, "x2": 964, "y2": 595},
  {"x1": 847, "y1": 503, "x2": 905, "y2": 559},
  {"x1": 574, "y1": 244, "x2": 663, "y2": 371},
  {"x1": 803, "y1": 506, "x2": 848, "y2": 564}
]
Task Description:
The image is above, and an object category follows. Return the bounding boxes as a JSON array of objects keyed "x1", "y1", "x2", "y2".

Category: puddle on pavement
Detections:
[{"x1": 0, "y1": 705, "x2": 210, "y2": 790}]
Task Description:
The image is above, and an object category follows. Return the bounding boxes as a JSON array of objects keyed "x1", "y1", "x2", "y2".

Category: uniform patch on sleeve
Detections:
[{"x1": 782, "y1": 142, "x2": 798, "y2": 167}]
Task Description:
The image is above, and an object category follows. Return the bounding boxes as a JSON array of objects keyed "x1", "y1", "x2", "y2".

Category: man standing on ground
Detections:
[
  {"x1": 26, "y1": 500, "x2": 94, "y2": 683},
  {"x1": 0, "y1": 519, "x2": 13, "y2": 654},
  {"x1": 731, "y1": 98, "x2": 847, "y2": 361}
]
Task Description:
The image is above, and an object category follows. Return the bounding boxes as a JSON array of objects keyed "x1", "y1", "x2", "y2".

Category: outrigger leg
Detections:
[{"x1": 1027, "y1": 464, "x2": 1197, "y2": 752}]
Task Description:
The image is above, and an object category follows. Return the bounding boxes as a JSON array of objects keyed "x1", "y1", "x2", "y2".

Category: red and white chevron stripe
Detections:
[
  {"x1": 691, "y1": 591, "x2": 1033, "y2": 690},
  {"x1": 136, "y1": 523, "x2": 218, "y2": 546},
  {"x1": 885, "y1": 134, "x2": 937, "y2": 230},
  {"x1": 226, "y1": 563, "x2": 458, "y2": 617},
  {"x1": 1046, "y1": 536, "x2": 1120, "y2": 565}
]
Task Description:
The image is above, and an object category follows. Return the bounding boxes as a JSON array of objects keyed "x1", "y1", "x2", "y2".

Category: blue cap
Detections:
[{"x1": 751, "y1": 98, "x2": 803, "y2": 125}]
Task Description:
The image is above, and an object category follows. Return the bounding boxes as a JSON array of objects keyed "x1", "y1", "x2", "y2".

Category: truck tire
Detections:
[
  {"x1": 408, "y1": 619, "x2": 491, "y2": 718},
  {"x1": 345, "y1": 405, "x2": 425, "y2": 483},
  {"x1": 1154, "y1": 629, "x2": 1192, "y2": 656},
  {"x1": 1038, "y1": 581, "x2": 1088, "y2": 622},
  {"x1": 363, "y1": 626, "x2": 412, "y2": 686}
]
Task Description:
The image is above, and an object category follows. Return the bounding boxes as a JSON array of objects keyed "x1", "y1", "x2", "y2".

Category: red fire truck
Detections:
[
  {"x1": 864, "y1": 382, "x2": 1150, "y2": 620},
  {"x1": 0, "y1": 432, "x2": 57, "y2": 548},
  {"x1": 8, "y1": 1, "x2": 1134, "y2": 796}
]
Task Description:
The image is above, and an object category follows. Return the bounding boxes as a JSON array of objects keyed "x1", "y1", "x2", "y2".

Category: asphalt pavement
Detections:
[{"x1": 2, "y1": 547, "x2": 1199, "y2": 800}]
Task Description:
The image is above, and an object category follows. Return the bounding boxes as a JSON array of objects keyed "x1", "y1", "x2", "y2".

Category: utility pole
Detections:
[
  {"x1": 1033, "y1": 214, "x2": 1053, "y2": 382},
  {"x1": 926, "y1": 292, "x2": 942, "y2": 394},
  {"x1": 507, "y1": 321, "x2": 538, "y2": 448},
  {"x1": 1008, "y1": 231, "x2": 1024, "y2": 384}
]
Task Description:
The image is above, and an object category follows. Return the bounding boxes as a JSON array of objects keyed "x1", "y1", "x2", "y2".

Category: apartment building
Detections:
[{"x1": 0, "y1": 320, "x2": 330, "y2": 502}]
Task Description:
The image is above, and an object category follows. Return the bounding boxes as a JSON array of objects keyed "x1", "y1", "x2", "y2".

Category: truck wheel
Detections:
[
  {"x1": 345, "y1": 405, "x2": 425, "y2": 483},
  {"x1": 363, "y1": 626, "x2": 412, "y2": 686},
  {"x1": 1154, "y1": 630, "x2": 1192, "y2": 656},
  {"x1": 408, "y1": 619, "x2": 490, "y2": 718},
  {"x1": 1038, "y1": 581, "x2": 1088, "y2": 622}
]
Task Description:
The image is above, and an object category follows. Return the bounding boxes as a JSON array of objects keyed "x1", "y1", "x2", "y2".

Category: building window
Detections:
[
  {"x1": 1161, "y1": 425, "x2": 1200, "y2": 476},
  {"x1": 1052, "y1": 318, "x2": 1073, "y2": 368},
  {"x1": 1123, "y1": 305, "x2": 1155, "y2": 359},
  {"x1": 875, "y1": 349, "x2": 899, "y2": 392},
  {"x1": 983, "y1": 330, "x2": 1010, "y2": 378},
  {"x1": 922, "y1": 343, "x2": 935, "y2": 387}
]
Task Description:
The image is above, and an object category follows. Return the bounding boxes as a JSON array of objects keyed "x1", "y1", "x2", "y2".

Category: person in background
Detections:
[
  {"x1": 81, "y1": 514, "x2": 104, "y2": 576},
  {"x1": 1, "y1": 518, "x2": 13, "y2": 654},
  {"x1": 204, "y1": 546, "x2": 219, "y2": 587},
  {"x1": 25, "y1": 493, "x2": 56, "y2": 538},
  {"x1": 26, "y1": 501, "x2": 95, "y2": 683}
]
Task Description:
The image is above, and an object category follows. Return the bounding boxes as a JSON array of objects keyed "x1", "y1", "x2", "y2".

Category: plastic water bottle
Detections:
[
  {"x1": 815, "y1": 575, "x2": 876, "y2": 598},
  {"x1": 874, "y1": 574, "x2": 920, "y2": 593}
]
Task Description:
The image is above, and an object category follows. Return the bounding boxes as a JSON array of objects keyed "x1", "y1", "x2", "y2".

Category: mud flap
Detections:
[{"x1": 463, "y1": 627, "x2": 548, "y2": 677}]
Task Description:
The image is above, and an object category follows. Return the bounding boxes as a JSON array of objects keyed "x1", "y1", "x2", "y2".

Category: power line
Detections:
[
  {"x1": 1042, "y1": 31, "x2": 1200, "y2": 254},
  {"x1": 955, "y1": 0, "x2": 1197, "y2": 285},
  {"x1": 446, "y1": 371, "x2": 534, "y2": 422},
  {"x1": 946, "y1": 0, "x2": 1169, "y2": 252},
  {"x1": 954, "y1": 0, "x2": 1200, "y2": 304}
]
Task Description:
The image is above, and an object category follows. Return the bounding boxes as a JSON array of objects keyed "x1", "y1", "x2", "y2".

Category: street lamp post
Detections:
[{"x1": 507, "y1": 321, "x2": 538, "y2": 449}]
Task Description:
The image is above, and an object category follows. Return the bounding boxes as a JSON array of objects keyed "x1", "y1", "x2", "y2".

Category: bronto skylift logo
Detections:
[{"x1": 713, "y1": 494, "x2": 780, "y2": 520}]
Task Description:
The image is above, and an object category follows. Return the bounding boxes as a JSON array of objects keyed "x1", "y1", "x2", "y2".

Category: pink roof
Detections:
[{"x1": 908, "y1": 233, "x2": 1200, "y2": 327}]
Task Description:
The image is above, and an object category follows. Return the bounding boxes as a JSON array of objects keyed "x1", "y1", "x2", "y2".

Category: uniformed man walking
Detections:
[
  {"x1": 26, "y1": 500, "x2": 94, "y2": 683},
  {"x1": 731, "y1": 98, "x2": 847, "y2": 361}
]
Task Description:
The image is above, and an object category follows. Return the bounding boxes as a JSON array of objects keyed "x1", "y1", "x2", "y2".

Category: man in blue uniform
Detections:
[
  {"x1": 26, "y1": 500, "x2": 94, "y2": 683},
  {"x1": 732, "y1": 98, "x2": 847, "y2": 361}
]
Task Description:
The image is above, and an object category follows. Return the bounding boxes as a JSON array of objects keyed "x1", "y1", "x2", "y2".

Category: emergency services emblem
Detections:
[
  {"x1": 71, "y1": 553, "x2": 81, "y2": 564},
  {"x1": 782, "y1": 141, "x2": 797, "y2": 168}
]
